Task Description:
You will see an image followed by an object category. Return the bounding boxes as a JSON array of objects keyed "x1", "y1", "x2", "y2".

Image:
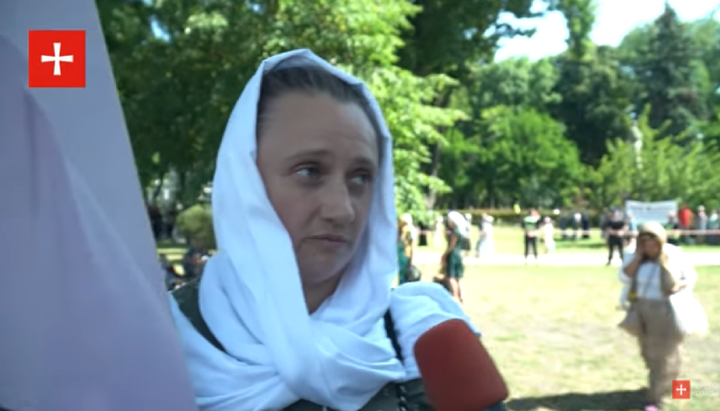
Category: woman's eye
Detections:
[
  {"x1": 350, "y1": 173, "x2": 373, "y2": 186},
  {"x1": 295, "y1": 166, "x2": 319, "y2": 178}
]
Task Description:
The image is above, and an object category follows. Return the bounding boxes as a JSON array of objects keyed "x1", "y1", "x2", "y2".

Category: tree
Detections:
[
  {"x1": 398, "y1": 0, "x2": 538, "y2": 79},
  {"x1": 551, "y1": 46, "x2": 634, "y2": 166},
  {"x1": 637, "y1": 5, "x2": 706, "y2": 137},
  {"x1": 547, "y1": 0, "x2": 633, "y2": 167},
  {"x1": 395, "y1": 0, "x2": 543, "y2": 207},
  {"x1": 589, "y1": 110, "x2": 720, "y2": 208},
  {"x1": 439, "y1": 106, "x2": 585, "y2": 208},
  {"x1": 687, "y1": 18, "x2": 720, "y2": 150},
  {"x1": 98, "y1": 0, "x2": 463, "y2": 213},
  {"x1": 465, "y1": 57, "x2": 561, "y2": 115},
  {"x1": 687, "y1": 17, "x2": 720, "y2": 108},
  {"x1": 548, "y1": 0, "x2": 597, "y2": 60},
  {"x1": 481, "y1": 106, "x2": 586, "y2": 207},
  {"x1": 359, "y1": 67, "x2": 464, "y2": 213}
]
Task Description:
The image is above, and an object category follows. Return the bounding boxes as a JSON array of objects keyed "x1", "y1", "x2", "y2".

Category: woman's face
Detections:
[
  {"x1": 256, "y1": 92, "x2": 379, "y2": 285},
  {"x1": 639, "y1": 235, "x2": 662, "y2": 259}
]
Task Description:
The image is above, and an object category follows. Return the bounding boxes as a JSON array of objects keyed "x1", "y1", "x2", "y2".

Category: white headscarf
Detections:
[
  {"x1": 448, "y1": 210, "x2": 469, "y2": 235},
  {"x1": 401, "y1": 213, "x2": 413, "y2": 226},
  {"x1": 169, "y1": 49, "x2": 478, "y2": 411}
]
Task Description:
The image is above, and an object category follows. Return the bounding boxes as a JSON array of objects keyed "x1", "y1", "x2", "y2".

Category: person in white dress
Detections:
[
  {"x1": 541, "y1": 217, "x2": 555, "y2": 254},
  {"x1": 475, "y1": 214, "x2": 495, "y2": 258}
]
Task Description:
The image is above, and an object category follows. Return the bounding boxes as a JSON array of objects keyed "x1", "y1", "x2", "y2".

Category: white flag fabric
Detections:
[
  {"x1": 0, "y1": 1, "x2": 198, "y2": 410},
  {"x1": 625, "y1": 200, "x2": 678, "y2": 225}
]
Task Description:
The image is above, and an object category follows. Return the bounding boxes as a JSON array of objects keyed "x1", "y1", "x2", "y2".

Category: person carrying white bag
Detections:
[{"x1": 617, "y1": 222, "x2": 708, "y2": 411}]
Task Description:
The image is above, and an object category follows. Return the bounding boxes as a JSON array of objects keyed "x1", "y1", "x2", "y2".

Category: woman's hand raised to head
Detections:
[{"x1": 623, "y1": 251, "x2": 645, "y2": 277}]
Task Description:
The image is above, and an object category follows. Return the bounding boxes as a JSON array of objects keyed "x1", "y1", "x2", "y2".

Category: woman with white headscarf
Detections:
[{"x1": 169, "y1": 50, "x2": 484, "y2": 411}]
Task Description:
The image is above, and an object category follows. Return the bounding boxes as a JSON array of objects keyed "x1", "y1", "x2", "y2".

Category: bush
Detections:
[{"x1": 175, "y1": 204, "x2": 216, "y2": 249}]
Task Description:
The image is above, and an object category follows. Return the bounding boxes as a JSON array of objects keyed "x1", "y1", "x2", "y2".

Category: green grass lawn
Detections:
[
  {"x1": 158, "y1": 238, "x2": 718, "y2": 409},
  {"x1": 413, "y1": 263, "x2": 720, "y2": 411},
  {"x1": 418, "y1": 226, "x2": 720, "y2": 255}
]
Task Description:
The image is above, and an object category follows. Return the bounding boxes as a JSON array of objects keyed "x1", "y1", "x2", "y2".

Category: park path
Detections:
[{"x1": 413, "y1": 250, "x2": 719, "y2": 267}]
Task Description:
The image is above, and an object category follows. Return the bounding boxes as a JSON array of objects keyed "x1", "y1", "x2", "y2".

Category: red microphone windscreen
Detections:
[{"x1": 413, "y1": 319, "x2": 509, "y2": 411}]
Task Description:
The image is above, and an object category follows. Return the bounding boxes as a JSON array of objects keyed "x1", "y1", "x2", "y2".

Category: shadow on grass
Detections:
[
  {"x1": 556, "y1": 241, "x2": 607, "y2": 250},
  {"x1": 506, "y1": 389, "x2": 646, "y2": 411},
  {"x1": 156, "y1": 239, "x2": 187, "y2": 248}
]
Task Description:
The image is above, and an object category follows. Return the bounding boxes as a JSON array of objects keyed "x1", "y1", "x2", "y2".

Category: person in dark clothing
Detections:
[
  {"x1": 165, "y1": 207, "x2": 179, "y2": 240},
  {"x1": 147, "y1": 203, "x2": 163, "y2": 240},
  {"x1": 182, "y1": 238, "x2": 211, "y2": 279},
  {"x1": 417, "y1": 220, "x2": 428, "y2": 246},
  {"x1": 664, "y1": 212, "x2": 681, "y2": 246},
  {"x1": 581, "y1": 213, "x2": 590, "y2": 239},
  {"x1": 603, "y1": 208, "x2": 626, "y2": 265},
  {"x1": 521, "y1": 209, "x2": 542, "y2": 263}
]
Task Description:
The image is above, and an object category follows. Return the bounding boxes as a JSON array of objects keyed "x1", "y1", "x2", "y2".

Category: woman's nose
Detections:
[{"x1": 319, "y1": 180, "x2": 355, "y2": 224}]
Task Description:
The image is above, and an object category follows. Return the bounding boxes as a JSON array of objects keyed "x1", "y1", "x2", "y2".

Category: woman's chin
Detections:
[{"x1": 299, "y1": 261, "x2": 349, "y2": 285}]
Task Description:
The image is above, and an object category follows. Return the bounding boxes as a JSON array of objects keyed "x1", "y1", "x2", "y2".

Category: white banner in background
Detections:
[{"x1": 625, "y1": 200, "x2": 678, "y2": 224}]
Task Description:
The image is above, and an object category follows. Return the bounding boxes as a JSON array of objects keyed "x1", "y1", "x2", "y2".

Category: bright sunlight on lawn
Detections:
[
  {"x1": 412, "y1": 263, "x2": 720, "y2": 411},
  {"x1": 157, "y1": 240, "x2": 718, "y2": 410}
]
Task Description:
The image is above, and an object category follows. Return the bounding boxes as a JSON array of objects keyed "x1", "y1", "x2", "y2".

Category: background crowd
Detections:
[{"x1": 107, "y1": 0, "x2": 719, "y2": 410}]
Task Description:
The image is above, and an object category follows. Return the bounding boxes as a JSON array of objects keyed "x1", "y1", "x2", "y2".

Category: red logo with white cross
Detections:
[
  {"x1": 672, "y1": 380, "x2": 691, "y2": 399},
  {"x1": 28, "y1": 30, "x2": 86, "y2": 88}
]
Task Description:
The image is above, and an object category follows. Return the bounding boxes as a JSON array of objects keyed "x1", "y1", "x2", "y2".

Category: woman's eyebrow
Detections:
[
  {"x1": 286, "y1": 149, "x2": 333, "y2": 162},
  {"x1": 284, "y1": 149, "x2": 378, "y2": 168},
  {"x1": 351, "y1": 155, "x2": 378, "y2": 170}
]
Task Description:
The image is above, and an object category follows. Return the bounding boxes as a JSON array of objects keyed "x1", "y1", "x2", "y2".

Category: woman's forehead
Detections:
[{"x1": 258, "y1": 93, "x2": 378, "y2": 165}]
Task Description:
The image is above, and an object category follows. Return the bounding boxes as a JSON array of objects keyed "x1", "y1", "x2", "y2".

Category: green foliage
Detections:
[
  {"x1": 397, "y1": 0, "x2": 537, "y2": 78},
  {"x1": 687, "y1": 17, "x2": 720, "y2": 110},
  {"x1": 550, "y1": 46, "x2": 634, "y2": 166},
  {"x1": 99, "y1": 0, "x2": 481, "y2": 215},
  {"x1": 589, "y1": 109, "x2": 720, "y2": 208},
  {"x1": 439, "y1": 106, "x2": 586, "y2": 208},
  {"x1": 466, "y1": 57, "x2": 561, "y2": 114},
  {"x1": 175, "y1": 204, "x2": 216, "y2": 248},
  {"x1": 479, "y1": 106, "x2": 586, "y2": 207},
  {"x1": 549, "y1": 1, "x2": 634, "y2": 168},
  {"x1": 359, "y1": 66, "x2": 465, "y2": 213},
  {"x1": 98, "y1": 0, "x2": 720, "y2": 217},
  {"x1": 548, "y1": 0, "x2": 597, "y2": 59},
  {"x1": 625, "y1": 5, "x2": 707, "y2": 137}
]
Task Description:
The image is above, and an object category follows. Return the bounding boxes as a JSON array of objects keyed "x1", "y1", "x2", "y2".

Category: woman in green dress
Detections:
[
  {"x1": 441, "y1": 211, "x2": 466, "y2": 303},
  {"x1": 168, "y1": 50, "x2": 487, "y2": 411},
  {"x1": 397, "y1": 214, "x2": 416, "y2": 284}
]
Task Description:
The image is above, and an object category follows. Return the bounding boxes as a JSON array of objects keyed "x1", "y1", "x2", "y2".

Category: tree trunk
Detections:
[
  {"x1": 424, "y1": 91, "x2": 453, "y2": 209},
  {"x1": 150, "y1": 173, "x2": 166, "y2": 204}
]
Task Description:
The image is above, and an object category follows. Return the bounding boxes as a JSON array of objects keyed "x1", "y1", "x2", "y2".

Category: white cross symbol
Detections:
[
  {"x1": 676, "y1": 384, "x2": 687, "y2": 396},
  {"x1": 40, "y1": 42, "x2": 73, "y2": 76}
]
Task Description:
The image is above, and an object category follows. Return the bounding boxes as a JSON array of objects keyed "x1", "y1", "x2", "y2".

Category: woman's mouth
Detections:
[
  {"x1": 307, "y1": 234, "x2": 350, "y2": 250},
  {"x1": 311, "y1": 233, "x2": 349, "y2": 242}
]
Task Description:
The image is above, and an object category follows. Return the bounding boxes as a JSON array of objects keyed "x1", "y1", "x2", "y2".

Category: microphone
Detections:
[{"x1": 414, "y1": 319, "x2": 509, "y2": 411}]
